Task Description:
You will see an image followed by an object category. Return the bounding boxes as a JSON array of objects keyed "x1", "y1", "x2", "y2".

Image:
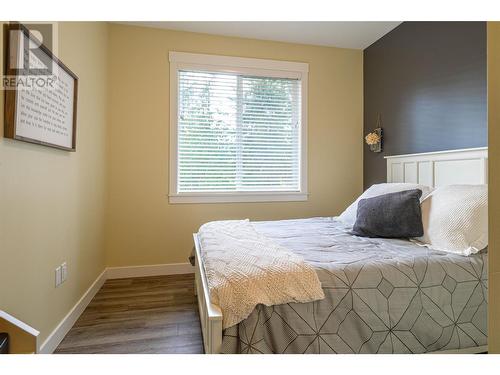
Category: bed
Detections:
[{"x1": 193, "y1": 147, "x2": 489, "y2": 354}]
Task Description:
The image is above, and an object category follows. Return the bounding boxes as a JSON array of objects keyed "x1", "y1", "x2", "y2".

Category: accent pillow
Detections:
[
  {"x1": 351, "y1": 189, "x2": 424, "y2": 238},
  {"x1": 412, "y1": 184, "x2": 488, "y2": 256},
  {"x1": 339, "y1": 183, "x2": 433, "y2": 227}
]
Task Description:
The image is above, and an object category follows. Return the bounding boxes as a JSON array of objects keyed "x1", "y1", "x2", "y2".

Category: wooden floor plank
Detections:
[{"x1": 55, "y1": 274, "x2": 204, "y2": 354}]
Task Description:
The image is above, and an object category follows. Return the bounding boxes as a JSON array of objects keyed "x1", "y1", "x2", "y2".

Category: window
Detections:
[{"x1": 169, "y1": 52, "x2": 308, "y2": 203}]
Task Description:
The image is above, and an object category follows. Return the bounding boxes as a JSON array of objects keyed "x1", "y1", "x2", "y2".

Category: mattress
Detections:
[{"x1": 219, "y1": 217, "x2": 488, "y2": 353}]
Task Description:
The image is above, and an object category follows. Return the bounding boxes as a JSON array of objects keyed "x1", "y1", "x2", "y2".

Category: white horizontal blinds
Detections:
[{"x1": 177, "y1": 69, "x2": 301, "y2": 193}]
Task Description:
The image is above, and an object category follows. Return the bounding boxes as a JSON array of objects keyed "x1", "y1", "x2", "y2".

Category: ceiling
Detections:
[{"x1": 122, "y1": 22, "x2": 402, "y2": 49}]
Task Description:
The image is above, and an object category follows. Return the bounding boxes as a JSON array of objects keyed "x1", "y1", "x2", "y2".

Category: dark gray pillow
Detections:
[{"x1": 351, "y1": 189, "x2": 424, "y2": 238}]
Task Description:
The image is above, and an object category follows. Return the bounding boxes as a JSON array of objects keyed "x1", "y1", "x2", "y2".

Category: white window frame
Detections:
[{"x1": 169, "y1": 51, "x2": 308, "y2": 204}]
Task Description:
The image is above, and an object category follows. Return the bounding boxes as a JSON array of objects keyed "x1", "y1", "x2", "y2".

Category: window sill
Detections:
[{"x1": 168, "y1": 192, "x2": 308, "y2": 204}]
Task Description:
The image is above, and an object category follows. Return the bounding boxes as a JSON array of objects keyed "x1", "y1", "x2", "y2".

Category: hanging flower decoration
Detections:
[{"x1": 365, "y1": 132, "x2": 381, "y2": 146}]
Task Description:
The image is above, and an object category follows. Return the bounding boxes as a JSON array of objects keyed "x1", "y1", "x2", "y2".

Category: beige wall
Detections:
[
  {"x1": 0, "y1": 22, "x2": 108, "y2": 345},
  {"x1": 0, "y1": 22, "x2": 363, "y2": 345},
  {"x1": 488, "y1": 21, "x2": 500, "y2": 354},
  {"x1": 105, "y1": 24, "x2": 363, "y2": 267}
]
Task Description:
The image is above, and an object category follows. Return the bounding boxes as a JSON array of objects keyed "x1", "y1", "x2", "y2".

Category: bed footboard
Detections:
[{"x1": 193, "y1": 233, "x2": 223, "y2": 354}]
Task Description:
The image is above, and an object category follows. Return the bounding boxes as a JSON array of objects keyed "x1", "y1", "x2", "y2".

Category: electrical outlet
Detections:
[
  {"x1": 55, "y1": 266, "x2": 62, "y2": 287},
  {"x1": 61, "y1": 262, "x2": 67, "y2": 282}
]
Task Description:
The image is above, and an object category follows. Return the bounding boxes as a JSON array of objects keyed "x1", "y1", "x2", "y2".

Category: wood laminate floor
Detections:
[{"x1": 55, "y1": 274, "x2": 204, "y2": 354}]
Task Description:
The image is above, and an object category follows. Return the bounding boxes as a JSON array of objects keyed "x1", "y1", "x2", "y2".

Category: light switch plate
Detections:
[
  {"x1": 55, "y1": 266, "x2": 62, "y2": 287},
  {"x1": 61, "y1": 262, "x2": 67, "y2": 282}
]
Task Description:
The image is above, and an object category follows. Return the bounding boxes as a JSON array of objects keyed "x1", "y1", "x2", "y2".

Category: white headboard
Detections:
[{"x1": 385, "y1": 147, "x2": 488, "y2": 187}]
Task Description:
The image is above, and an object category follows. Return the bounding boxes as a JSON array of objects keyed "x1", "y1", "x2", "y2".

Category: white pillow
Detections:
[
  {"x1": 413, "y1": 184, "x2": 488, "y2": 256},
  {"x1": 338, "y1": 183, "x2": 433, "y2": 226}
]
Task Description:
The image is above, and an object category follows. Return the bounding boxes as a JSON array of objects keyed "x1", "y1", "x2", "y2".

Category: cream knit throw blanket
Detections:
[{"x1": 198, "y1": 220, "x2": 325, "y2": 329}]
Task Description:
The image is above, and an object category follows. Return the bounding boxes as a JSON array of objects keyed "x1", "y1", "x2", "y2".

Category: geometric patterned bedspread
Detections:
[{"x1": 219, "y1": 217, "x2": 488, "y2": 353}]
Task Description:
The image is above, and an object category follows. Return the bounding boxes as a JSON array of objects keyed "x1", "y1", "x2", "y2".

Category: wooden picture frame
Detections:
[{"x1": 3, "y1": 23, "x2": 78, "y2": 151}]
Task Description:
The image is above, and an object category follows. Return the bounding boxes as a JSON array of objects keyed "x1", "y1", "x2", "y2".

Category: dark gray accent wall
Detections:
[{"x1": 363, "y1": 22, "x2": 487, "y2": 188}]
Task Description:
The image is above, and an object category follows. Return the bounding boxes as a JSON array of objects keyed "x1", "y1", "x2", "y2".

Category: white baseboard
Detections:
[
  {"x1": 39, "y1": 263, "x2": 194, "y2": 353},
  {"x1": 106, "y1": 263, "x2": 194, "y2": 279},
  {"x1": 39, "y1": 269, "x2": 107, "y2": 354}
]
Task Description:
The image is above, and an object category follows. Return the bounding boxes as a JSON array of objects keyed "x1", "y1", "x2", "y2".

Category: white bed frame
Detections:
[
  {"x1": 385, "y1": 147, "x2": 487, "y2": 187},
  {"x1": 193, "y1": 233, "x2": 223, "y2": 354},
  {"x1": 193, "y1": 147, "x2": 488, "y2": 354}
]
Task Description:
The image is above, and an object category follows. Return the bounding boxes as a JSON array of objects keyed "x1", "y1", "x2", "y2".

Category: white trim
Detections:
[
  {"x1": 0, "y1": 310, "x2": 39, "y2": 353},
  {"x1": 39, "y1": 263, "x2": 195, "y2": 354},
  {"x1": 106, "y1": 263, "x2": 194, "y2": 279},
  {"x1": 169, "y1": 58, "x2": 178, "y2": 202},
  {"x1": 169, "y1": 192, "x2": 308, "y2": 204},
  {"x1": 171, "y1": 61, "x2": 302, "y2": 80},
  {"x1": 300, "y1": 70, "x2": 308, "y2": 201},
  {"x1": 38, "y1": 269, "x2": 107, "y2": 354},
  {"x1": 168, "y1": 51, "x2": 309, "y2": 204},
  {"x1": 0, "y1": 310, "x2": 40, "y2": 338},
  {"x1": 169, "y1": 51, "x2": 309, "y2": 73}
]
